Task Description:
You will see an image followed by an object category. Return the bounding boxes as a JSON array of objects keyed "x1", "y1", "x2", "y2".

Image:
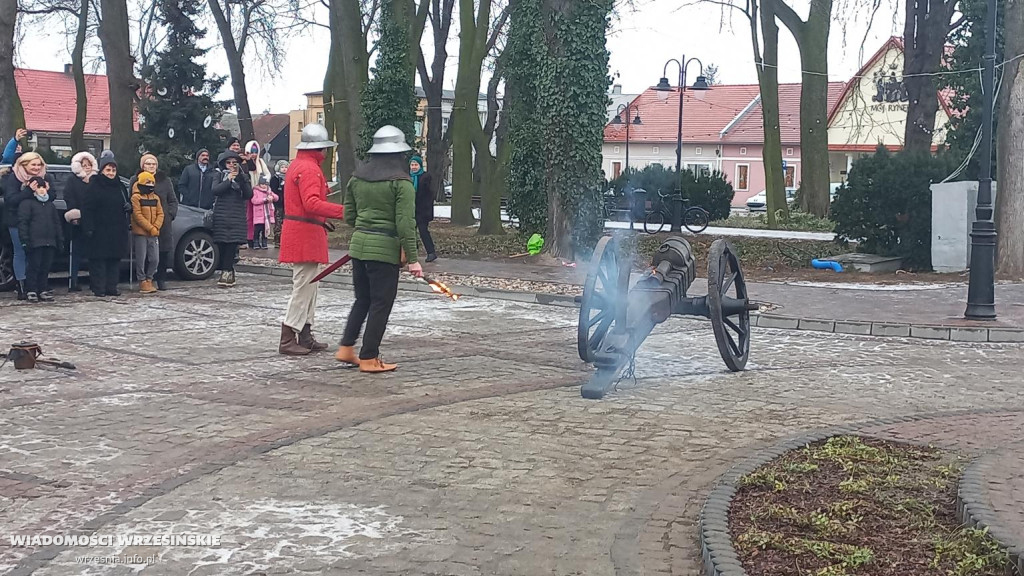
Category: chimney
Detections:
[
  {"x1": 64, "y1": 63, "x2": 73, "y2": 75},
  {"x1": 612, "y1": 84, "x2": 622, "y2": 95}
]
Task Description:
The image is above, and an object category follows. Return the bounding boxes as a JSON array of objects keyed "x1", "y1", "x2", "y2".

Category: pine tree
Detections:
[
  {"x1": 359, "y1": 0, "x2": 417, "y2": 156},
  {"x1": 137, "y1": 0, "x2": 229, "y2": 178}
]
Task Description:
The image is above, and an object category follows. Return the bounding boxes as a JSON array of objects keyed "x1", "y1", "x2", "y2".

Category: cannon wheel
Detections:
[
  {"x1": 707, "y1": 239, "x2": 750, "y2": 371},
  {"x1": 578, "y1": 235, "x2": 628, "y2": 363}
]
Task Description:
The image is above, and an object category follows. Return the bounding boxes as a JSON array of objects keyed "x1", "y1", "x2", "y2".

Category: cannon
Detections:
[{"x1": 577, "y1": 235, "x2": 757, "y2": 399}]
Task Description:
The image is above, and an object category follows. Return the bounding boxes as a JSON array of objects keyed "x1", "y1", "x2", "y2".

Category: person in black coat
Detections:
[
  {"x1": 410, "y1": 155, "x2": 437, "y2": 262},
  {"x1": 178, "y1": 149, "x2": 215, "y2": 209},
  {"x1": 210, "y1": 150, "x2": 252, "y2": 287},
  {"x1": 270, "y1": 160, "x2": 288, "y2": 244},
  {"x1": 82, "y1": 151, "x2": 130, "y2": 297},
  {"x1": 18, "y1": 179, "x2": 63, "y2": 302},
  {"x1": 64, "y1": 151, "x2": 97, "y2": 292}
]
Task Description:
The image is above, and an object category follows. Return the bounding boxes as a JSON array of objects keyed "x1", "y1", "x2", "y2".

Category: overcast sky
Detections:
[{"x1": 16, "y1": 0, "x2": 903, "y2": 115}]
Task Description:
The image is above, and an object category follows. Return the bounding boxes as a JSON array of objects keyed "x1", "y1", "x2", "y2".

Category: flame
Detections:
[{"x1": 424, "y1": 278, "x2": 460, "y2": 301}]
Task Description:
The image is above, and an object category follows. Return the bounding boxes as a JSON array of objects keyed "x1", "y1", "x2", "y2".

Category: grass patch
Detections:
[
  {"x1": 730, "y1": 436, "x2": 1008, "y2": 576},
  {"x1": 711, "y1": 211, "x2": 837, "y2": 232}
]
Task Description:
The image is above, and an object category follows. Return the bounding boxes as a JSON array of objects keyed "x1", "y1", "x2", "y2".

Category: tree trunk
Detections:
[
  {"x1": 98, "y1": 0, "x2": 138, "y2": 164},
  {"x1": 417, "y1": 0, "x2": 454, "y2": 204},
  {"x1": 208, "y1": 0, "x2": 255, "y2": 143},
  {"x1": 903, "y1": 0, "x2": 956, "y2": 153},
  {"x1": 450, "y1": 0, "x2": 492, "y2": 226},
  {"x1": 324, "y1": 0, "x2": 369, "y2": 184},
  {"x1": 755, "y1": 0, "x2": 788, "y2": 227},
  {"x1": 70, "y1": 0, "x2": 90, "y2": 152},
  {"x1": 476, "y1": 57, "x2": 506, "y2": 235},
  {"x1": 0, "y1": 0, "x2": 23, "y2": 138},
  {"x1": 773, "y1": 0, "x2": 833, "y2": 217},
  {"x1": 995, "y1": 0, "x2": 1024, "y2": 276}
]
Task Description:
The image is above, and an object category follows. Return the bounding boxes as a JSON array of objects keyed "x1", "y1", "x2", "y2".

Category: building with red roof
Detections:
[
  {"x1": 14, "y1": 67, "x2": 124, "y2": 159},
  {"x1": 604, "y1": 37, "x2": 959, "y2": 206}
]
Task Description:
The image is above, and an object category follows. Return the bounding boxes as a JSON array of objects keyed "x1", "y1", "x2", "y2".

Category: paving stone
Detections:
[
  {"x1": 871, "y1": 322, "x2": 911, "y2": 337},
  {"x1": 756, "y1": 315, "x2": 800, "y2": 329},
  {"x1": 797, "y1": 318, "x2": 835, "y2": 333},
  {"x1": 949, "y1": 327, "x2": 991, "y2": 342},
  {"x1": 910, "y1": 325, "x2": 951, "y2": 340},
  {"x1": 833, "y1": 320, "x2": 873, "y2": 335}
]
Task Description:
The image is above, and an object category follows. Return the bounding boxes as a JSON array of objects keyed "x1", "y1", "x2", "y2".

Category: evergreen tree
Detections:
[
  {"x1": 138, "y1": 0, "x2": 229, "y2": 178},
  {"x1": 359, "y1": 0, "x2": 417, "y2": 156}
]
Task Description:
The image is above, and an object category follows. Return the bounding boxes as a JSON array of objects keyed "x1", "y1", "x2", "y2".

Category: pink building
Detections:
[{"x1": 603, "y1": 81, "x2": 845, "y2": 206}]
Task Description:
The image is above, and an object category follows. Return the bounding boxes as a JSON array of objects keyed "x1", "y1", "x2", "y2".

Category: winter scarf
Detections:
[
  {"x1": 410, "y1": 155, "x2": 424, "y2": 191},
  {"x1": 12, "y1": 152, "x2": 46, "y2": 183},
  {"x1": 71, "y1": 151, "x2": 97, "y2": 182},
  {"x1": 353, "y1": 152, "x2": 412, "y2": 183}
]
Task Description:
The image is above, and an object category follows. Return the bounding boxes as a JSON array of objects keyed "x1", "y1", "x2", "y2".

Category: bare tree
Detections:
[
  {"x1": 0, "y1": 0, "x2": 25, "y2": 137},
  {"x1": 902, "y1": 0, "x2": 960, "y2": 152},
  {"x1": 996, "y1": 0, "x2": 1024, "y2": 276},
  {"x1": 323, "y1": 0, "x2": 374, "y2": 181},
  {"x1": 98, "y1": 0, "x2": 139, "y2": 163},
  {"x1": 416, "y1": 0, "x2": 455, "y2": 202},
  {"x1": 70, "y1": 0, "x2": 90, "y2": 150}
]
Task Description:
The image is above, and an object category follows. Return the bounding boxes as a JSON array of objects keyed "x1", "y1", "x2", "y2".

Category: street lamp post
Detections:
[
  {"x1": 964, "y1": 0, "x2": 999, "y2": 319},
  {"x1": 612, "y1": 103, "x2": 642, "y2": 229},
  {"x1": 655, "y1": 55, "x2": 710, "y2": 232}
]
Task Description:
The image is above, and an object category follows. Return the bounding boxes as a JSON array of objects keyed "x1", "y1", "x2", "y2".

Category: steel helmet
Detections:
[
  {"x1": 295, "y1": 123, "x2": 337, "y2": 150},
  {"x1": 367, "y1": 125, "x2": 411, "y2": 154}
]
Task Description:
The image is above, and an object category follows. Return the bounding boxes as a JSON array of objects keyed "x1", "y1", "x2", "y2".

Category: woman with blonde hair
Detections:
[
  {"x1": 3, "y1": 152, "x2": 55, "y2": 300},
  {"x1": 64, "y1": 151, "x2": 97, "y2": 291}
]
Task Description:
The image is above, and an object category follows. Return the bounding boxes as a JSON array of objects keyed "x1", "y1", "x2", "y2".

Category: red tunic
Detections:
[{"x1": 278, "y1": 150, "x2": 345, "y2": 264}]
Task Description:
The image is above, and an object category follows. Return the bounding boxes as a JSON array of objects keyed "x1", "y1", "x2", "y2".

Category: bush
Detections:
[
  {"x1": 607, "y1": 165, "x2": 734, "y2": 220},
  {"x1": 831, "y1": 147, "x2": 954, "y2": 270}
]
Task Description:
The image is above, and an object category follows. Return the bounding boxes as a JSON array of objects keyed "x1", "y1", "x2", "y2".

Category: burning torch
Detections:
[{"x1": 312, "y1": 253, "x2": 460, "y2": 301}]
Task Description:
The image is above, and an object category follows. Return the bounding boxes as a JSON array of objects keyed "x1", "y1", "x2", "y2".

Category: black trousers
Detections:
[
  {"x1": 25, "y1": 247, "x2": 56, "y2": 294},
  {"x1": 253, "y1": 224, "x2": 267, "y2": 248},
  {"x1": 418, "y1": 221, "x2": 436, "y2": 256},
  {"x1": 89, "y1": 257, "x2": 121, "y2": 295},
  {"x1": 155, "y1": 250, "x2": 172, "y2": 282},
  {"x1": 216, "y1": 243, "x2": 238, "y2": 272},
  {"x1": 341, "y1": 258, "x2": 400, "y2": 360}
]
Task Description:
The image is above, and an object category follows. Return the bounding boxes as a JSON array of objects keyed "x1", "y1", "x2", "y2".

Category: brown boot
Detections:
[
  {"x1": 298, "y1": 324, "x2": 329, "y2": 352},
  {"x1": 359, "y1": 357, "x2": 397, "y2": 373},
  {"x1": 335, "y1": 345, "x2": 358, "y2": 365},
  {"x1": 279, "y1": 324, "x2": 310, "y2": 356}
]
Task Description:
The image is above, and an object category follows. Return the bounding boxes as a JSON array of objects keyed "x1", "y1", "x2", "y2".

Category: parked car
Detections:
[
  {"x1": 0, "y1": 164, "x2": 218, "y2": 291},
  {"x1": 745, "y1": 188, "x2": 797, "y2": 212}
]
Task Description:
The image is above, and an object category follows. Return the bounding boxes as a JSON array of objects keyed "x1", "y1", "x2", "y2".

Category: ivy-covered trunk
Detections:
[
  {"x1": 70, "y1": 0, "x2": 90, "y2": 152},
  {"x1": 754, "y1": 0, "x2": 788, "y2": 227},
  {"x1": 996, "y1": 0, "x2": 1024, "y2": 276},
  {"x1": 360, "y1": 0, "x2": 418, "y2": 154},
  {"x1": 505, "y1": 0, "x2": 611, "y2": 258},
  {"x1": 98, "y1": 0, "x2": 139, "y2": 166},
  {"x1": 773, "y1": 0, "x2": 833, "y2": 217},
  {"x1": 0, "y1": 0, "x2": 23, "y2": 139},
  {"x1": 324, "y1": 0, "x2": 368, "y2": 182}
]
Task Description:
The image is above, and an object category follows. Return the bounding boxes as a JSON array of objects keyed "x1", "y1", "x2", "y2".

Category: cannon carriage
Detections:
[{"x1": 576, "y1": 235, "x2": 758, "y2": 399}]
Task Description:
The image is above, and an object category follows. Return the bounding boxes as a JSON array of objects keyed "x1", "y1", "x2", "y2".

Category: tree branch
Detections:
[
  {"x1": 484, "y1": 5, "x2": 508, "y2": 54},
  {"x1": 768, "y1": 0, "x2": 805, "y2": 38}
]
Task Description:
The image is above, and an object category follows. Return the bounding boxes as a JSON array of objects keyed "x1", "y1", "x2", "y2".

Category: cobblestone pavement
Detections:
[{"x1": 0, "y1": 275, "x2": 1022, "y2": 576}]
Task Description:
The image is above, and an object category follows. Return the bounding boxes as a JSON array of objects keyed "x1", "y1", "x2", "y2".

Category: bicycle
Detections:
[{"x1": 643, "y1": 190, "x2": 710, "y2": 234}]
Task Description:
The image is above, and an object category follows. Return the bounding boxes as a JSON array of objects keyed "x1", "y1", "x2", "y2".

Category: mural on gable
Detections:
[{"x1": 871, "y1": 65, "x2": 909, "y2": 105}]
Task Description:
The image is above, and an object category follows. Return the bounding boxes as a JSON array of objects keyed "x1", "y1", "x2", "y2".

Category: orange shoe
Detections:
[
  {"x1": 359, "y1": 357, "x2": 397, "y2": 373},
  {"x1": 335, "y1": 345, "x2": 358, "y2": 365}
]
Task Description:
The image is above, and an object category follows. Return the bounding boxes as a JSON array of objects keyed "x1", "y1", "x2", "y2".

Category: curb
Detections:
[
  {"x1": 236, "y1": 263, "x2": 1024, "y2": 343},
  {"x1": 698, "y1": 409, "x2": 1024, "y2": 576},
  {"x1": 957, "y1": 454, "x2": 1024, "y2": 575}
]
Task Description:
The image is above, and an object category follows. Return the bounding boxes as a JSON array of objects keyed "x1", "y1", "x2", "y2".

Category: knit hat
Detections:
[
  {"x1": 258, "y1": 174, "x2": 269, "y2": 185},
  {"x1": 226, "y1": 137, "x2": 240, "y2": 149},
  {"x1": 137, "y1": 171, "x2": 156, "y2": 187},
  {"x1": 98, "y1": 150, "x2": 117, "y2": 171},
  {"x1": 139, "y1": 153, "x2": 158, "y2": 170}
]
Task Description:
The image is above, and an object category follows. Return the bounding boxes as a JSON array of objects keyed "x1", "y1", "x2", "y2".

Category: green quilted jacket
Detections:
[{"x1": 344, "y1": 177, "x2": 419, "y2": 266}]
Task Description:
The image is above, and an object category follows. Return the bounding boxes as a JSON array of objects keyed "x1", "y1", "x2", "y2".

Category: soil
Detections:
[{"x1": 729, "y1": 436, "x2": 1007, "y2": 576}]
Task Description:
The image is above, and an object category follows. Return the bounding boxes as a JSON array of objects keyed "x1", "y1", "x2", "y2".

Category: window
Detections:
[
  {"x1": 685, "y1": 162, "x2": 712, "y2": 177},
  {"x1": 652, "y1": 146, "x2": 660, "y2": 154},
  {"x1": 695, "y1": 146, "x2": 703, "y2": 155},
  {"x1": 735, "y1": 164, "x2": 749, "y2": 191},
  {"x1": 442, "y1": 116, "x2": 450, "y2": 134},
  {"x1": 740, "y1": 147, "x2": 747, "y2": 155},
  {"x1": 612, "y1": 161, "x2": 622, "y2": 179},
  {"x1": 414, "y1": 120, "x2": 424, "y2": 137},
  {"x1": 786, "y1": 147, "x2": 794, "y2": 156},
  {"x1": 316, "y1": 111, "x2": 324, "y2": 124},
  {"x1": 613, "y1": 146, "x2": 621, "y2": 154},
  {"x1": 784, "y1": 165, "x2": 797, "y2": 187},
  {"x1": 297, "y1": 122, "x2": 304, "y2": 131}
]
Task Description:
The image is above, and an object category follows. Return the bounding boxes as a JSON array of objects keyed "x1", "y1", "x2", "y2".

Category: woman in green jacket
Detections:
[{"x1": 336, "y1": 126, "x2": 424, "y2": 373}]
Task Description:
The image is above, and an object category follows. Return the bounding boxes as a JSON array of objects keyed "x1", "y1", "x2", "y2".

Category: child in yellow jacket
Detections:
[{"x1": 130, "y1": 171, "x2": 164, "y2": 293}]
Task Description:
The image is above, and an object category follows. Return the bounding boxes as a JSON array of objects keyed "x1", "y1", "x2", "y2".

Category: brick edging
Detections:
[
  {"x1": 697, "y1": 409, "x2": 1024, "y2": 576},
  {"x1": 236, "y1": 263, "x2": 1024, "y2": 342},
  {"x1": 957, "y1": 456, "x2": 1024, "y2": 575}
]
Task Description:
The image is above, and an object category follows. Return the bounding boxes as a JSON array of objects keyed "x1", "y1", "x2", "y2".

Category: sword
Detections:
[{"x1": 311, "y1": 253, "x2": 352, "y2": 283}]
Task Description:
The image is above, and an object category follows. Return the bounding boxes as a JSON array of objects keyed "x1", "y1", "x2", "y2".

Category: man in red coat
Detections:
[{"x1": 278, "y1": 124, "x2": 346, "y2": 355}]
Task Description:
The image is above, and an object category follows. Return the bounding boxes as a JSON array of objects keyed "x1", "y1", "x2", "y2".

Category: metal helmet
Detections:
[
  {"x1": 295, "y1": 123, "x2": 337, "y2": 150},
  {"x1": 367, "y1": 125, "x2": 411, "y2": 154}
]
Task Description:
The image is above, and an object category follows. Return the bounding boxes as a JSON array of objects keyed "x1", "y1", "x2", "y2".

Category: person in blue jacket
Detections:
[{"x1": 1, "y1": 129, "x2": 27, "y2": 164}]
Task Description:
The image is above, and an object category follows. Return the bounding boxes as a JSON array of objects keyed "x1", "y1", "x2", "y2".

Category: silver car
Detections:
[{"x1": 0, "y1": 164, "x2": 218, "y2": 290}]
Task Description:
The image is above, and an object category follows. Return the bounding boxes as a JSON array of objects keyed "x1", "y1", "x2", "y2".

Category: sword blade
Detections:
[{"x1": 311, "y1": 253, "x2": 352, "y2": 283}]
